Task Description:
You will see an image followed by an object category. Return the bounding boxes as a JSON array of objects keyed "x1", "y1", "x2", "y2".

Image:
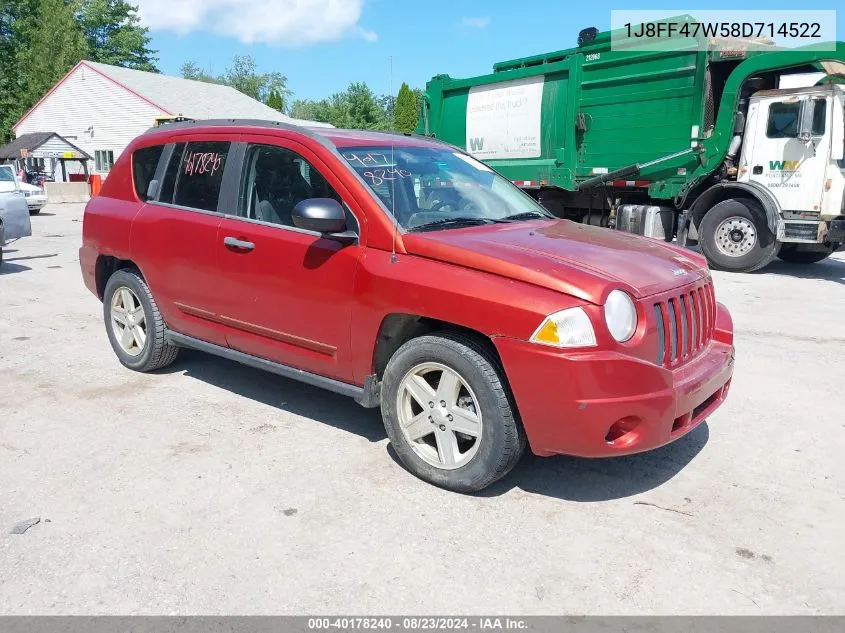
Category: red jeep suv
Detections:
[{"x1": 80, "y1": 120, "x2": 735, "y2": 492}]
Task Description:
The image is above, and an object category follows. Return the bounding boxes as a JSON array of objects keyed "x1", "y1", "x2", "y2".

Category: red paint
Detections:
[{"x1": 81, "y1": 122, "x2": 734, "y2": 459}]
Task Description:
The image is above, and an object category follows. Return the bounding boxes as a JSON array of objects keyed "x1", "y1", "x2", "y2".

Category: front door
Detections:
[
  {"x1": 214, "y1": 139, "x2": 362, "y2": 383},
  {"x1": 740, "y1": 95, "x2": 830, "y2": 213}
]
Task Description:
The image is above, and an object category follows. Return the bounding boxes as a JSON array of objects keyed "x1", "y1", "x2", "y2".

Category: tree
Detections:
[
  {"x1": 180, "y1": 55, "x2": 292, "y2": 109},
  {"x1": 289, "y1": 99, "x2": 329, "y2": 123},
  {"x1": 394, "y1": 83, "x2": 418, "y2": 133},
  {"x1": 376, "y1": 93, "x2": 395, "y2": 130},
  {"x1": 0, "y1": 0, "x2": 86, "y2": 142},
  {"x1": 265, "y1": 89, "x2": 284, "y2": 112},
  {"x1": 180, "y1": 61, "x2": 217, "y2": 84},
  {"x1": 223, "y1": 54, "x2": 290, "y2": 105},
  {"x1": 344, "y1": 82, "x2": 383, "y2": 129},
  {"x1": 75, "y1": 0, "x2": 158, "y2": 71}
]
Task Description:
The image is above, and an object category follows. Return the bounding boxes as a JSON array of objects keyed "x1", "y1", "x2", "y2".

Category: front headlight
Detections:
[
  {"x1": 604, "y1": 289, "x2": 637, "y2": 342},
  {"x1": 530, "y1": 307, "x2": 596, "y2": 348}
]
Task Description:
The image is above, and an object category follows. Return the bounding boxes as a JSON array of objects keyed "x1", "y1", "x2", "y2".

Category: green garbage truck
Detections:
[{"x1": 418, "y1": 18, "x2": 845, "y2": 272}]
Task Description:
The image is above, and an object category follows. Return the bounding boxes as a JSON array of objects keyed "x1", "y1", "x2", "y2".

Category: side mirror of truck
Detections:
[{"x1": 797, "y1": 98, "x2": 818, "y2": 143}]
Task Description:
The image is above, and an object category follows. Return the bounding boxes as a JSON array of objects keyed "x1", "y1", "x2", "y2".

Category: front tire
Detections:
[
  {"x1": 29, "y1": 208, "x2": 41, "y2": 216},
  {"x1": 699, "y1": 198, "x2": 779, "y2": 272},
  {"x1": 103, "y1": 268, "x2": 179, "y2": 372},
  {"x1": 380, "y1": 332, "x2": 526, "y2": 493},
  {"x1": 777, "y1": 244, "x2": 839, "y2": 264}
]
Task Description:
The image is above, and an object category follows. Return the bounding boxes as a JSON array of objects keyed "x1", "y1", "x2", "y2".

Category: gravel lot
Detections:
[{"x1": 1, "y1": 203, "x2": 843, "y2": 615}]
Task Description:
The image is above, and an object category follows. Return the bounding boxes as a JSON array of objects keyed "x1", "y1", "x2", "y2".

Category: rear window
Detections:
[
  {"x1": 132, "y1": 145, "x2": 164, "y2": 201},
  {"x1": 158, "y1": 141, "x2": 231, "y2": 212}
]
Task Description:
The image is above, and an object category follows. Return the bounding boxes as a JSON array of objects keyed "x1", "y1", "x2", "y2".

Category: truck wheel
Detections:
[
  {"x1": 699, "y1": 198, "x2": 779, "y2": 273},
  {"x1": 777, "y1": 244, "x2": 838, "y2": 264},
  {"x1": 103, "y1": 268, "x2": 179, "y2": 372},
  {"x1": 380, "y1": 332, "x2": 526, "y2": 493}
]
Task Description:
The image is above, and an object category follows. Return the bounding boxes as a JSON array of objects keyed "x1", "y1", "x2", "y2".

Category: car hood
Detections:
[
  {"x1": 18, "y1": 183, "x2": 41, "y2": 193},
  {"x1": 401, "y1": 220, "x2": 709, "y2": 304}
]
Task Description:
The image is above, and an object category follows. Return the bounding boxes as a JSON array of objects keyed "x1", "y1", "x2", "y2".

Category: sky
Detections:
[{"x1": 136, "y1": 0, "x2": 845, "y2": 102}]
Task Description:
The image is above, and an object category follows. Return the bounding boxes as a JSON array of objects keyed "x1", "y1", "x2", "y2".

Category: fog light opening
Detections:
[
  {"x1": 672, "y1": 414, "x2": 690, "y2": 433},
  {"x1": 605, "y1": 417, "x2": 641, "y2": 447}
]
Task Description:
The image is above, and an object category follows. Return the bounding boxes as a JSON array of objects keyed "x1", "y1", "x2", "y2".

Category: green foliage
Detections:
[
  {"x1": 394, "y1": 82, "x2": 418, "y2": 133},
  {"x1": 289, "y1": 82, "x2": 416, "y2": 130},
  {"x1": 180, "y1": 55, "x2": 292, "y2": 111},
  {"x1": 0, "y1": 0, "x2": 158, "y2": 142},
  {"x1": 0, "y1": 0, "x2": 87, "y2": 142},
  {"x1": 179, "y1": 61, "x2": 217, "y2": 84},
  {"x1": 265, "y1": 89, "x2": 285, "y2": 112},
  {"x1": 75, "y1": 0, "x2": 157, "y2": 72}
]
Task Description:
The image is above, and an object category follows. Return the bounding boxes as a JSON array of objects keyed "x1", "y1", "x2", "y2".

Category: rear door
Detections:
[
  {"x1": 212, "y1": 138, "x2": 363, "y2": 383},
  {"x1": 130, "y1": 138, "x2": 234, "y2": 345}
]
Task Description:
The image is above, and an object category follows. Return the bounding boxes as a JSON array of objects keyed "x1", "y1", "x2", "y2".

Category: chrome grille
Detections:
[{"x1": 654, "y1": 281, "x2": 715, "y2": 367}]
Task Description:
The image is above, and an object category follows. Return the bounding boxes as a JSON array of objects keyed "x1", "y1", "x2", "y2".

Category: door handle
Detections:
[{"x1": 223, "y1": 236, "x2": 255, "y2": 252}]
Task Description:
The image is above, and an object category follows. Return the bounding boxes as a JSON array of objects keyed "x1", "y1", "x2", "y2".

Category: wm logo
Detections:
[
  {"x1": 769, "y1": 160, "x2": 801, "y2": 171},
  {"x1": 469, "y1": 137, "x2": 484, "y2": 151}
]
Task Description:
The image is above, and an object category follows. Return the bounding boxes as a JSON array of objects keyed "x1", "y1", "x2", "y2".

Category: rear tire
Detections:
[
  {"x1": 699, "y1": 198, "x2": 779, "y2": 272},
  {"x1": 380, "y1": 332, "x2": 526, "y2": 493},
  {"x1": 777, "y1": 244, "x2": 838, "y2": 264},
  {"x1": 103, "y1": 269, "x2": 179, "y2": 372}
]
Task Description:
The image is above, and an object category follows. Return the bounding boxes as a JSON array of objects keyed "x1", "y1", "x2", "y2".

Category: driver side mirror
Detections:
[
  {"x1": 797, "y1": 98, "x2": 819, "y2": 143},
  {"x1": 292, "y1": 198, "x2": 356, "y2": 243}
]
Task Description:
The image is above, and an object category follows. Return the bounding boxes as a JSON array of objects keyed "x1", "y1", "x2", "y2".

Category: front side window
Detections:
[
  {"x1": 95, "y1": 150, "x2": 115, "y2": 172},
  {"x1": 158, "y1": 141, "x2": 230, "y2": 212},
  {"x1": 767, "y1": 102, "x2": 800, "y2": 138},
  {"x1": 132, "y1": 145, "x2": 164, "y2": 201},
  {"x1": 766, "y1": 99, "x2": 826, "y2": 138},
  {"x1": 340, "y1": 145, "x2": 551, "y2": 231},
  {"x1": 239, "y1": 144, "x2": 341, "y2": 227}
]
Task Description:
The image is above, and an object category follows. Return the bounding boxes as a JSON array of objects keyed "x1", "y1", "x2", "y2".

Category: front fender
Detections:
[{"x1": 690, "y1": 182, "x2": 781, "y2": 237}]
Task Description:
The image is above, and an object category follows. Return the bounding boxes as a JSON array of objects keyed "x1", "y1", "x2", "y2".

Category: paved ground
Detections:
[{"x1": 1, "y1": 203, "x2": 843, "y2": 615}]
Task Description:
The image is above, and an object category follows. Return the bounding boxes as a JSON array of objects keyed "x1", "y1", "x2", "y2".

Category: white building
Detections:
[{"x1": 13, "y1": 60, "x2": 327, "y2": 180}]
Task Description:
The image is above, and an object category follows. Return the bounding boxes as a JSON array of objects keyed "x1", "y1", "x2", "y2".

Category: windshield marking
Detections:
[
  {"x1": 362, "y1": 168, "x2": 412, "y2": 187},
  {"x1": 344, "y1": 152, "x2": 393, "y2": 168}
]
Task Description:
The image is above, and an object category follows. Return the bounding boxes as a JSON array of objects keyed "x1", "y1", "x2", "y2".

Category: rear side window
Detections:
[
  {"x1": 132, "y1": 145, "x2": 164, "y2": 201},
  {"x1": 158, "y1": 141, "x2": 231, "y2": 212}
]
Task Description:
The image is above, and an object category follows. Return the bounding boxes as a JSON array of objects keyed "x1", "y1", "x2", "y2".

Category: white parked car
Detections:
[
  {"x1": 0, "y1": 165, "x2": 48, "y2": 214},
  {"x1": 19, "y1": 182, "x2": 48, "y2": 214}
]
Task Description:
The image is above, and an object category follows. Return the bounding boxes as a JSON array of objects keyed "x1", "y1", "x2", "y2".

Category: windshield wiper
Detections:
[
  {"x1": 499, "y1": 211, "x2": 554, "y2": 222},
  {"x1": 409, "y1": 217, "x2": 506, "y2": 232}
]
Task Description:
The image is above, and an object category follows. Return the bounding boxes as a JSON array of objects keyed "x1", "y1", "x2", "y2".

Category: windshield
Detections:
[
  {"x1": 0, "y1": 166, "x2": 16, "y2": 182},
  {"x1": 340, "y1": 145, "x2": 552, "y2": 231}
]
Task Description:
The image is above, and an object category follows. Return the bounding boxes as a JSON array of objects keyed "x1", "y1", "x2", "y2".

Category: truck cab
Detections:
[{"x1": 737, "y1": 84, "x2": 845, "y2": 250}]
